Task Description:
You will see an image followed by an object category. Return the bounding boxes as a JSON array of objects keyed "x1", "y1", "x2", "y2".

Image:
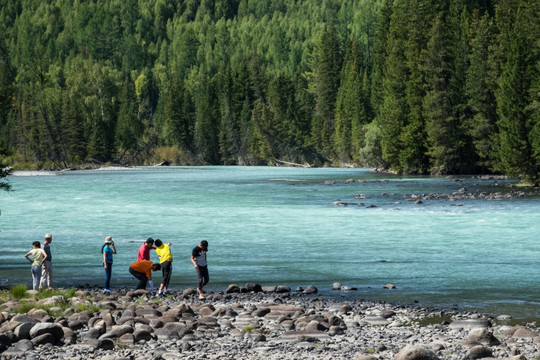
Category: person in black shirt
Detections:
[
  {"x1": 191, "y1": 240, "x2": 209, "y2": 300},
  {"x1": 40, "y1": 234, "x2": 53, "y2": 288}
]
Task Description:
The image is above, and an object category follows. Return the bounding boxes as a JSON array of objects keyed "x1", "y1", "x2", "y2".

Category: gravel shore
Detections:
[{"x1": 1, "y1": 285, "x2": 539, "y2": 360}]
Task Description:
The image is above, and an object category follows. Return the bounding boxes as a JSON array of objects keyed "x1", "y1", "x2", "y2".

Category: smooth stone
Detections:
[
  {"x1": 362, "y1": 316, "x2": 389, "y2": 326},
  {"x1": 465, "y1": 345, "x2": 492, "y2": 359},
  {"x1": 29, "y1": 323, "x2": 64, "y2": 342},
  {"x1": 466, "y1": 328, "x2": 501, "y2": 346},
  {"x1": 302, "y1": 285, "x2": 318, "y2": 294},
  {"x1": 394, "y1": 344, "x2": 440, "y2": 360},
  {"x1": 449, "y1": 319, "x2": 491, "y2": 330}
]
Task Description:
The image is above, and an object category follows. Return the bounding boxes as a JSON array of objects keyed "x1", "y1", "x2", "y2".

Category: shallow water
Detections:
[{"x1": 1, "y1": 166, "x2": 539, "y2": 317}]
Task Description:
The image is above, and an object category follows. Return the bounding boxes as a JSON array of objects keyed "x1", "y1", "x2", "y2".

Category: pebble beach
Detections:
[{"x1": 1, "y1": 284, "x2": 539, "y2": 360}]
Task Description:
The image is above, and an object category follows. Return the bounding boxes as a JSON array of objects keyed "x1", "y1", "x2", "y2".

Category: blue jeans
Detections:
[
  {"x1": 104, "y1": 262, "x2": 112, "y2": 290},
  {"x1": 31, "y1": 265, "x2": 42, "y2": 290}
]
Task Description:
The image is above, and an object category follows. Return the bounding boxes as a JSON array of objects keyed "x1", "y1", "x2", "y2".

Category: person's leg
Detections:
[
  {"x1": 32, "y1": 265, "x2": 41, "y2": 290},
  {"x1": 40, "y1": 264, "x2": 46, "y2": 289},
  {"x1": 158, "y1": 261, "x2": 171, "y2": 294},
  {"x1": 48, "y1": 262, "x2": 53, "y2": 288},
  {"x1": 201, "y1": 265, "x2": 209, "y2": 288},
  {"x1": 129, "y1": 267, "x2": 147, "y2": 289},
  {"x1": 104, "y1": 263, "x2": 112, "y2": 290},
  {"x1": 40, "y1": 261, "x2": 52, "y2": 288},
  {"x1": 196, "y1": 266, "x2": 204, "y2": 297},
  {"x1": 163, "y1": 261, "x2": 172, "y2": 289}
]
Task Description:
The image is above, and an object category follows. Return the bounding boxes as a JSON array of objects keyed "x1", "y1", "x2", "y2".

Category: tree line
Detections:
[{"x1": 0, "y1": 0, "x2": 538, "y2": 184}]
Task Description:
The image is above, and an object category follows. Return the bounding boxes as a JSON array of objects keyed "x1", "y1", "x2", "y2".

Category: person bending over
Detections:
[{"x1": 129, "y1": 260, "x2": 161, "y2": 291}]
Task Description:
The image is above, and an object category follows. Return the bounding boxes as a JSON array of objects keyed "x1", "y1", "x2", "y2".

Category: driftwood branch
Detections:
[{"x1": 274, "y1": 159, "x2": 312, "y2": 168}]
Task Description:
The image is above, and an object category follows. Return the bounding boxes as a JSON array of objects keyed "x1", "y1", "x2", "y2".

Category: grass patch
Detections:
[
  {"x1": 4, "y1": 285, "x2": 78, "y2": 301},
  {"x1": 11, "y1": 284, "x2": 28, "y2": 300},
  {"x1": 74, "y1": 303, "x2": 101, "y2": 313},
  {"x1": 37, "y1": 287, "x2": 77, "y2": 300},
  {"x1": 3, "y1": 286, "x2": 100, "y2": 316},
  {"x1": 243, "y1": 325, "x2": 257, "y2": 332},
  {"x1": 13, "y1": 300, "x2": 101, "y2": 316}
]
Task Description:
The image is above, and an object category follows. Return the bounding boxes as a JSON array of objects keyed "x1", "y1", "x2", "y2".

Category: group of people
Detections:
[
  {"x1": 25, "y1": 235, "x2": 209, "y2": 300},
  {"x1": 24, "y1": 234, "x2": 53, "y2": 290}
]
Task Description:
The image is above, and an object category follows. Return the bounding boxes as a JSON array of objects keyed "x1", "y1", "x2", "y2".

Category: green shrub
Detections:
[
  {"x1": 11, "y1": 284, "x2": 28, "y2": 299},
  {"x1": 74, "y1": 303, "x2": 100, "y2": 313},
  {"x1": 65, "y1": 287, "x2": 77, "y2": 298}
]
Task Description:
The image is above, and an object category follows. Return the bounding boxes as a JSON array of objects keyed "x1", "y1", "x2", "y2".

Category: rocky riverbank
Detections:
[{"x1": 1, "y1": 285, "x2": 539, "y2": 360}]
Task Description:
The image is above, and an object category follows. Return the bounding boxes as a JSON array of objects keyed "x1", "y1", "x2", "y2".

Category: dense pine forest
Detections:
[{"x1": 0, "y1": 0, "x2": 538, "y2": 183}]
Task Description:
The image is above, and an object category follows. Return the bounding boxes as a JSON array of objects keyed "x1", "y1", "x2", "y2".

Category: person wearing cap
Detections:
[
  {"x1": 25, "y1": 241, "x2": 47, "y2": 290},
  {"x1": 137, "y1": 237, "x2": 156, "y2": 261},
  {"x1": 101, "y1": 236, "x2": 117, "y2": 293},
  {"x1": 129, "y1": 260, "x2": 161, "y2": 291},
  {"x1": 154, "y1": 239, "x2": 173, "y2": 296},
  {"x1": 40, "y1": 234, "x2": 53, "y2": 288},
  {"x1": 191, "y1": 240, "x2": 209, "y2": 300}
]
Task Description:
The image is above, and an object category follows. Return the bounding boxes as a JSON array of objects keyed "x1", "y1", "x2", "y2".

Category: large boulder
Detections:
[
  {"x1": 244, "y1": 283, "x2": 262, "y2": 292},
  {"x1": 449, "y1": 319, "x2": 491, "y2": 330},
  {"x1": 14, "y1": 322, "x2": 35, "y2": 340},
  {"x1": 29, "y1": 323, "x2": 64, "y2": 343},
  {"x1": 394, "y1": 345, "x2": 440, "y2": 360},
  {"x1": 465, "y1": 345, "x2": 492, "y2": 359},
  {"x1": 31, "y1": 333, "x2": 56, "y2": 346},
  {"x1": 225, "y1": 284, "x2": 240, "y2": 294},
  {"x1": 466, "y1": 328, "x2": 501, "y2": 346},
  {"x1": 0, "y1": 333, "x2": 12, "y2": 352},
  {"x1": 302, "y1": 285, "x2": 318, "y2": 294}
]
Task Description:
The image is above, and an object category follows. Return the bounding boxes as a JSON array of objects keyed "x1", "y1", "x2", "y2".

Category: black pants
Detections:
[
  {"x1": 161, "y1": 260, "x2": 172, "y2": 287},
  {"x1": 129, "y1": 266, "x2": 147, "y2": 289},
  {"x1": 196, "y1": 265, "x2": 209, "y2": 290}
]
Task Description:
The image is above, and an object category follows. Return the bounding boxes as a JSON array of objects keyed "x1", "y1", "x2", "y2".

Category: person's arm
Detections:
[
  {"x1": 111, "y1": 241, "x2": 117, "y2": 254},
  {"x1": 40, "y1": 249, "x2": 47, "y2": 266},
  {"x1": 191, "y1": 255, "x2": 198, "y2": 268},
  {"x1": 25, "y1": 251, "x2": 32, "y2": 263},
  {"x1": 103, "y1": 250, "x2": 107, "y2": 269}
]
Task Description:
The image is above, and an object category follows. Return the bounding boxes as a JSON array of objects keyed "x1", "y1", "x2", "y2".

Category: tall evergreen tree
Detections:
[
  {"x1": 334, "y1": 37, "x2": 367, "y2": 164},
  {"x1": 496, "y1": 2, "x2": 539, "y2": 184},
  {"x1": 193, "y1": 71, "x2": 220, "y2": 164},
  {"x1": 377, "y1": 0, "x2": 410, "y2": 171},
  {"x1": 312, "y1": 23, "x2": 342, "y2": 159},
  {"x1": 465, "y1": 11, "x2": 497, "y2": 170},
  {"x1": 423, "y1": 15, "x2": 461, "y2": 174}
]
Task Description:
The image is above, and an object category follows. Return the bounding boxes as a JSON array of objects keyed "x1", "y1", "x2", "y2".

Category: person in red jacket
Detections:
[{"x1": 129, "y1": 260, "x2": 161, "y2": 291}]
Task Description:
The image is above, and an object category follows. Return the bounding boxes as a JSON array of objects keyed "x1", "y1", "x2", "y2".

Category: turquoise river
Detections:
[{"x1": 1, "y1": 166, "x2": 539, "y2": 318}]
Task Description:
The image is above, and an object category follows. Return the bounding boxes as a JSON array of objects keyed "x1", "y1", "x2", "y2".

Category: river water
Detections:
[{"x1": 1, "y1": 166, "x2": 539, "y2": 317}]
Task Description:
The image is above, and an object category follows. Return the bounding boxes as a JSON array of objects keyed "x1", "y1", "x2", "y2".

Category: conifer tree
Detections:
[
  {"x1": 312, "y1": 23, "x2": 342, "y2": 158},
  {"x1": 465, "y1": 11, "x2": 497, "y2": 170},
  {"x1": 496, "y1": 2, "x2": 539, "y2": 184},
  {"x1": 377, "y1": 0, "x2": 409, "y2": 171},
  {"x1": 193, "y1": 71, "x2": 220, "y2": 164},
  {"x1": 334, "y1": 37, "x2": 367, "y2": 164}
]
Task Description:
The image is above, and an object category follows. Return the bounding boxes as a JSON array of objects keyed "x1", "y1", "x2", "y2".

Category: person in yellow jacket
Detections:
[
  {"x1": 154, "y1": 239, "x2": 173, "y2": 295},
  {"x1": 129, "y1": 260, "x2": 161, "y2": 291}
]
